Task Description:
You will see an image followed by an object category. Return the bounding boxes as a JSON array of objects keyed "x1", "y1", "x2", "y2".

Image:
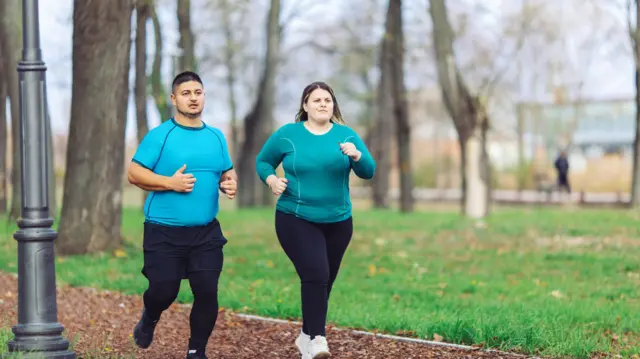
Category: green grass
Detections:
[
  {"x1": 2, "y1": 206, "x2": 640, "y2": 358},
  {"x1": 0, "y1": 327, "x2": 9, "y2": 354}
]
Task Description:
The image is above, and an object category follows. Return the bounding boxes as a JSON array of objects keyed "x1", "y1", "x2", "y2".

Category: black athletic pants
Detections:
[
  {"x1": 558, "y1": 173, "x2": 571, "y2": 193},
  {"x1": 275, "y1": 211, "x2": 353, "y2": 339},
  {"x1": 141, "y1": 219, "x2": 227, "y2": 351}
]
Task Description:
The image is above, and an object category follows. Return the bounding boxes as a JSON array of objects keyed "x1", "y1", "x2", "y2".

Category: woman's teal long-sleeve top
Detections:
[{"x1": 256, "y1": 122, "x2": 376, "y2": 223}]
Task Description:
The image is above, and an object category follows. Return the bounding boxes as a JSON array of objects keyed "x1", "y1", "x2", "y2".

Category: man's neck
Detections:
[{"x1": 174, "y1": 113, "x2": 203, "y2": 128}]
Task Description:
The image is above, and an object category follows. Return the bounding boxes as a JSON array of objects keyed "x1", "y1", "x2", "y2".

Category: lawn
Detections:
[
  {"x1": 0, "y1": 327, "x2": 9, "y2": 353},
  {"x1": 1, "y1": 205, "x2": 640, "y2": 358}
]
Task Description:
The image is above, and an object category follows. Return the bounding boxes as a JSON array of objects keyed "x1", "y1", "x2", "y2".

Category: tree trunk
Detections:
[
  {"x1": 221, "y1": 0, "x2": 240, "y2": 160},
  {"x1": 177, "y1": 0, "x2": 196, "y2": 72},
  {"x1": 370, "y1": 3, "x2": 395, "y2": 209},
  {"x1": 631, "y1": 0, "x2": 640, "y2": 207},
  {"x1": 237, "y1": 0, "x2": 280, "y2": 208},
  {"x1": 463, "y1": 109, "x2": 490, "y2": 218},
  {"x1": 388, "y1": 0, "x2": 414, "y2": 212},
  {"x1": 57, "y1": 0, "x2": 134, "y2": 255},
  {"x1": 0, "y1": 0, "x2": 22, "y2": 219},
  {"x1": 150, "y1": 6, "x2": 172, "y2": 121},
  {"x1": 516, "y1": 103, "x2": 525, "y2": 195},
  {"x1": 633, "y1": 67, "x2": 640, "y2": 206},
  {"x1": 429, "y1": 0, "x2": 490, "y2": 218},
  {"x1": 0, "y1": 65, "x2": 6, "y2": 214},
  {"x1": 136, "y1": 1, "x2": 151, "y2": 206}
]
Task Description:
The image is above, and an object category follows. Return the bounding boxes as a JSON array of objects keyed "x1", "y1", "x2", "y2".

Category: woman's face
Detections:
[{"x1": 303, "y1": 88, "x2": 334, "y2": 124}]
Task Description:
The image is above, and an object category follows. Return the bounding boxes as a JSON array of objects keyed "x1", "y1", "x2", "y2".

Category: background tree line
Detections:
[{"x1": 0, "y1": 0, "x2": 637, "y2": 255}]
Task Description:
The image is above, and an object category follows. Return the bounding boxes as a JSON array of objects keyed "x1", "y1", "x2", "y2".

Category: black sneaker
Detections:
[
  {"x1": 133, "y1": 308, "x2": 159, "y2": 349},
  {"x1": 186, "y1": 349, "x2": 208, "y2": 359}
]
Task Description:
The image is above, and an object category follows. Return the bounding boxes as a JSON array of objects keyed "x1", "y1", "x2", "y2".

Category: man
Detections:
[
  {"x1": 554, "y1": 150, "x2": 571, "y2": 194},
  {"x1": 127, "y1": 71, "x2": 237, "y2": 359}
]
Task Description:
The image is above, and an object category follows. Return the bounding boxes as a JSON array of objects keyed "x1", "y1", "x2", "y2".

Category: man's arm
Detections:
[{"x1": 128, "y1": 162, "x2": 172, "y2": 192}]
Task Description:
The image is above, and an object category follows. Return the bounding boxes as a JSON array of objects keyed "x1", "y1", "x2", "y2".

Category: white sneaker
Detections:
[
  {"x1": 308, "y1": 336, "x2": 330, "y2": 359},
  {"x1": 295, "y1": 330, "x2": 311, "y2": 359}
]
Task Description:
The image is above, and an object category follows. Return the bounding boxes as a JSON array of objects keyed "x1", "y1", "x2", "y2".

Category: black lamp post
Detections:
[{"x1": 2, "y1": 0, "x2": 76, "y2": 358}]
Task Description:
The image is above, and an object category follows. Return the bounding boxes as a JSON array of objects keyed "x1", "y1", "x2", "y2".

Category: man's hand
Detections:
[
  {"x1": 340, "y1": 142, "x2": 362, "y2": 162},
  {"x1": 219, "y1": 173, "x2": 237, "y2": 199},
  {"x1": 266, "y1": 175, "x2": 288, "y2": 196},
  {"x1": 168, "y1": 164, "x2": 196, "y2": 192}
]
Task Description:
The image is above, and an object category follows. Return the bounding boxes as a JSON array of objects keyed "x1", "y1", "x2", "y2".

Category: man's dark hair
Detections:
[{"x1": 172, "y1": 71, "x2": 203, "y2": 93}]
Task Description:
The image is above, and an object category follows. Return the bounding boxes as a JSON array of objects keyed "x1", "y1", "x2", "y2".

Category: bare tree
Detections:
[
  {"x1": 177, "y1": 0, "x2": 196, "y2": 72},
  {"x1": 201, "y1": 0, "x2": 252, "y2": 159},
  {"x1": 387, "y1": 0, "x2": 413, "y2": 212},
  {"x1": 0, "y1": 59, "x2": 6, "y2": 214},
  {"x1": 236, "y1": 0, "x2": 281, "y2": 207},
  {"x1": 150, "y1": 5, "x2": 172, "y2": 121},
  {"x1": 429, "y1": 0, "x2": 490, "y2": 218},
  {"x1": 220, "y1": 0, "x2": 241, "y2": 157},
  {"x1": 320, "y1": 1, "x2": 381, "y2": 142},
  {"x1": 0, "y1": 0, "x2": 22, "y2": 219},
  {"x1": 135, "y1": 0, "x2": 151, "y2": 205},
  {"x1": 374, "y1": 0, "x2": 413, "y2": 212},
  {"x1": 370, "y1": 4, "x2": 395, "y2": 209},
  {"x1": 136, "y1": 1, "x2": 151, "y2": 143},
  {"x1": 628, "y1": 0, "x2": 640, "y2": 206},
  {"x1": 57, "y1": 0, "x2": 134, "y2": 254}
]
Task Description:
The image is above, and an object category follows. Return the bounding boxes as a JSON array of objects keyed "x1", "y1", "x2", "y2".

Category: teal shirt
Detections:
[
  {"x1": 132, "y1": 119, "x2": 233, "y2": 227},
  {"x1": 256, "y1": 122, "x2": 376, "y2": 223}
]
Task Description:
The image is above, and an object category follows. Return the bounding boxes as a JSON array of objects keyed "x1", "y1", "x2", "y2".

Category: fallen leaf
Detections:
[{"x1": 368, "y1": 264, "x2": 377, "y2": 277}]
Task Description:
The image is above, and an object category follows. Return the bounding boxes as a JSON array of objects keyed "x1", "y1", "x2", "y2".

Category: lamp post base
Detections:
[
  {"x1": 2, "y1": 351, "x2": 76, "y2": 359},
  {"x1": 3, "y1": 323, "x2": 76, "y2": 359}
]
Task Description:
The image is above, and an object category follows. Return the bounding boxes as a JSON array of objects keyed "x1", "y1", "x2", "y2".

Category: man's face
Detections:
[{"x1": 171, "y1": 81, "x2": 204, "y2": 118}]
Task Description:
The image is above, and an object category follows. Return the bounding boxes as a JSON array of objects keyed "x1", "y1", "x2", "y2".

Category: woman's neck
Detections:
[{"x1": 304, "y1": 119, "x2": 332, "y2": 134}]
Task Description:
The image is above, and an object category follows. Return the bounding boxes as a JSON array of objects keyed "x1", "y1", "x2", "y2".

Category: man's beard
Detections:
[{"x1": 177, "y1": 107, "x2": 202, "y2": 119}]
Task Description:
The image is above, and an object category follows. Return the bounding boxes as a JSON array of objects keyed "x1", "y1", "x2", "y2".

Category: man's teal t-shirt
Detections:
[
  {"x1": 255, "y1": 121, "x2": 376, "y2": 223},
  {"x1": 132, "y1": 118, "x2": 233, "y2": 227}
]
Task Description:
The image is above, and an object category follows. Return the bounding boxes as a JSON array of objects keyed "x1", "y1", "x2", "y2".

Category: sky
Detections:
[{"x1": 9, "y1": 0, "x2": 638, "y2": 141}]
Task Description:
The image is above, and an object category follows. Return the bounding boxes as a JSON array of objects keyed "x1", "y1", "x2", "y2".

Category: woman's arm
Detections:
[
  {"x1": 348, "y1": 132, "x2": 376, "y2": 180},
  {"x1": 256, "y1": 129, "x2": 284, "y2": 185}
]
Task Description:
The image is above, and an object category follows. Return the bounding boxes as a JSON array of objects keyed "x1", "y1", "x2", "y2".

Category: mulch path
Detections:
[{"x1": 0, "y1": 272, "x2": 536, "y2": 358}]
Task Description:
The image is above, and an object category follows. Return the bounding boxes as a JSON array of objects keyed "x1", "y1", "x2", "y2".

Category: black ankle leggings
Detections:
[
  {"x1": 142, "y1": 269, "x2": 221, "y2": 349},
  {"x1": 275, "y1": 210, "x2": 353, "y2": 339}
]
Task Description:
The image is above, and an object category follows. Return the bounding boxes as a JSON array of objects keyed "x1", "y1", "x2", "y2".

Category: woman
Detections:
[{"x1": 255, "y1": 81, "x2": 376, "y2": 359}]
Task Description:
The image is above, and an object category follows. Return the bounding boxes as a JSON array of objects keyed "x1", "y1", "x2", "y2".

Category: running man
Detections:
[{"x1": 127, "y1": 71, "x2": 237, "y2": 359}]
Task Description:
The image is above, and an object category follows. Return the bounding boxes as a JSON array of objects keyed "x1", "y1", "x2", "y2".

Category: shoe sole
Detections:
[{"x1": 312, "y1": 353, "x2": 330, "y2": 359}]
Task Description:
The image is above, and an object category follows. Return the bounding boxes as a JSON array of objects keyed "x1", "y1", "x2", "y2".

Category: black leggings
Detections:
[
  {"x1": 142, "y1": 270, "x2": 221, "y2": 350},
  {"x1": 275, "y1": 211, "x2": 353, "y2": 339}
]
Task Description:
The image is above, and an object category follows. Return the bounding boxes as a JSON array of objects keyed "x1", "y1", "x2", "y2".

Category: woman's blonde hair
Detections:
[{"x1": 294, "y1": 81, "x2": 345, "y2": 125}]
